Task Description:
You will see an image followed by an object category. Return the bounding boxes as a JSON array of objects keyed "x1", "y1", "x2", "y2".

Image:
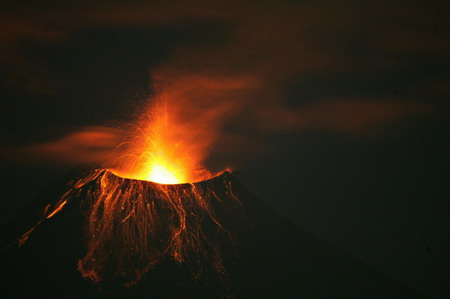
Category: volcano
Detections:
[{"x1": 0, "y1": 169, "x2": 421, "y2": 298}]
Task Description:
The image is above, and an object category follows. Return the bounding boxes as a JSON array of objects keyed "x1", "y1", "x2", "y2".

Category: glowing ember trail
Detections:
[{"x1": 18, "y1": 96, "x2": 243, "y2": 288}]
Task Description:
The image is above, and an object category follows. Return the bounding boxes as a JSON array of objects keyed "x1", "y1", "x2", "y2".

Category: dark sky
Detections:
[{"x1": 1, "y1": 0, "x2": 449, "y2": 297}]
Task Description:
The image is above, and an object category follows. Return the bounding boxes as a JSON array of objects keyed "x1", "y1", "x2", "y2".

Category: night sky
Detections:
[{"x1": 1, "y1": 1, "x2": 449, "y2": 297}]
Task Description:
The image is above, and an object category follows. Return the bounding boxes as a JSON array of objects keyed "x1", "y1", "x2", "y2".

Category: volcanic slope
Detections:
[{"x1": 0, "y1": 170, "x2": 422, "y2": 298}]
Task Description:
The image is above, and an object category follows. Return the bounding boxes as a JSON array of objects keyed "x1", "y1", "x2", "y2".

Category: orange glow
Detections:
[
  {"x1": 17, "y1": 92, "x2": 243, "y2": 289},
  {"x1": 59, "y1": 96, "x2": 236, "y2": 286},
  {"x1": 147, "y1": 163, "x2": 180, "y2": 183},
  {"x1": 45, "y1": 200, "x2": 67, "y2": 219},
  {"x1": 110, "y1": 99, "x2": 212, "y2": 184},
  {"x1": 26, "y1": 169, "x2": 242, "y2": 287}
]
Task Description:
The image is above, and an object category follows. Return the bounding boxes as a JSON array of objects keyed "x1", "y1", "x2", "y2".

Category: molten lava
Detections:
[
  {"x1": 147, "y1": 162, "x2": 180, "y2": 183},
  {"x1": 110, "y1": 100, "x2": 212, "y2": 184},
  {"x1": 18, "y1": 96, "x2": 242, "y2": 288}
]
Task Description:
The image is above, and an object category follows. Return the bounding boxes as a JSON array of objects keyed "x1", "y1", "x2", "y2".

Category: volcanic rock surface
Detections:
[{"x1": 0, "y1": 170, "x2": 422, "y2": 298}]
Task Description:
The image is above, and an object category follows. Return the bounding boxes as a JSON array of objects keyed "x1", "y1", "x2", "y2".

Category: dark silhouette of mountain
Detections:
[{"x1": 0, "y1": 170, "x2": 422, "y2": 298}]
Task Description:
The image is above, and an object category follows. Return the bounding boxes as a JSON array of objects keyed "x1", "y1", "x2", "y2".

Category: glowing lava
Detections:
[
  {"x1": 18, "y1": 95, "x2": 241, "y2": 289},
  {"x1": 147, "y1": 163, "x2": 181, "y2": 184},
  {"x1": 110, "y1": 99, "x2": 212, "y2": 184}
]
